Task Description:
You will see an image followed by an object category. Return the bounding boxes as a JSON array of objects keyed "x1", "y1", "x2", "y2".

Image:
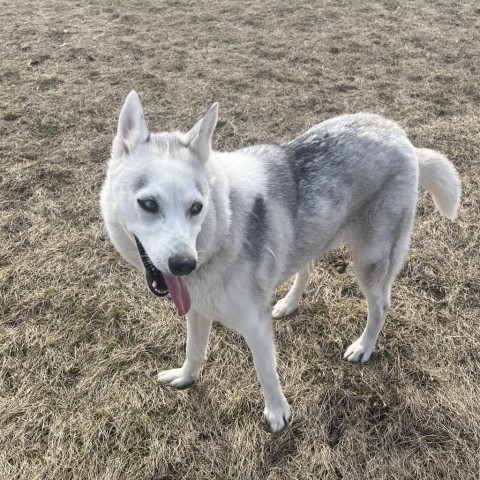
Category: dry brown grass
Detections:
[{"x1": 1, "y1": 0, "x2": 479, "y2": 478}]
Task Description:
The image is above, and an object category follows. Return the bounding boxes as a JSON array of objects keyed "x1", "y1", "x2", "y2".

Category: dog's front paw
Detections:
[
  {"x1": 158, "y1": 367, "x2": 196, "y2": 389},
  {"x1": 272, "y1": 296, "x2": 299, "y2": 319},
  {"x1": 344, "y1": 339, "x2": 374, "y2": 363},
  {"x1": 264, "y1": 400, "x2": 292, "y2": 433}
]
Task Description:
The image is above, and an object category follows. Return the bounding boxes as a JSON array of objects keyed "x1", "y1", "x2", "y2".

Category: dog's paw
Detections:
[
  {"x1": 272, "y1": 296, "x2": 299, "y2": 319},
  {"x1": 264, "y1": 400, "x2": 292, "y2": 433},
  {"x1": 158, "y1": 368, "x2": 195, "y2": 389},
  {"x1": 343, "y1": 339, "x2": 374, "y2": 363}
]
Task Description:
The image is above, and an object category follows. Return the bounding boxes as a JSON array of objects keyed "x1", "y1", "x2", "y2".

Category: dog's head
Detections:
[{"x1": 104, "y1": 91, "x2": 218, "y2": 314}]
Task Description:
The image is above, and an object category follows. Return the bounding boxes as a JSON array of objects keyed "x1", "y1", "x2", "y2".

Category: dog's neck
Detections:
[{"x1": 194, "y1": 152, "x2": 233, "y2": 268}]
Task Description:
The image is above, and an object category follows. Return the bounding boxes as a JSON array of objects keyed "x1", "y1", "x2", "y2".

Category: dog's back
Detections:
[{"x1": 211, "y1": 113, "x2": 419, "y2": 284}]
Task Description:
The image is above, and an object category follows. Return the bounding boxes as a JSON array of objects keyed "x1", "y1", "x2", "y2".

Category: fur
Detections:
[{"x1": 101, "y1": 91, "x2": 461, "y2": 432}]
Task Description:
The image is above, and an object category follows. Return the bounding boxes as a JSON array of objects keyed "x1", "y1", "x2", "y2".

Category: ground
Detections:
[{"x1": 1, "y1": 1, "x2": 479, "y2": 479}]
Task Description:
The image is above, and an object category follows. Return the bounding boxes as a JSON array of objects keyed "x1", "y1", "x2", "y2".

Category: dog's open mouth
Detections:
[{"x1": 134, "y1": 236, "x2": 191, "y2": 316}]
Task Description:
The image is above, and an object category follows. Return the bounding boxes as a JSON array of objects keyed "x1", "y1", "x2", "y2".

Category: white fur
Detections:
[
  {"x1": 416, "y1": 148, "x2": 462, "y2": 219},
  {"x1": 101, "y1": 92, "x2": 461, "y2": 432}
]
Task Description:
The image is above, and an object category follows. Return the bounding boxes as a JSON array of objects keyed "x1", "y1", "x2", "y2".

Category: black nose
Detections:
[{"x1": 168, "y1": 255, "x2": 197, "y2": 276}]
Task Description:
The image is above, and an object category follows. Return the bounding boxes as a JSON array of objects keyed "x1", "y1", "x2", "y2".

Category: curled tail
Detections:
[{"x1": 415, "y1": 148, "x2": 461, "y2": 220}]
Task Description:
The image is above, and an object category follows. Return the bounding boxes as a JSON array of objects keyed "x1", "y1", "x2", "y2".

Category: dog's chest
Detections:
[{"x1": 185, "y1": 269, "x2": 255, "y2": 327}]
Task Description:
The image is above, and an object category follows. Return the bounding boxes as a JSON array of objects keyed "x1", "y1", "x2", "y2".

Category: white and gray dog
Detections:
[{"x1": 101, "y1": 91, "x2": 461, "y2": 432}]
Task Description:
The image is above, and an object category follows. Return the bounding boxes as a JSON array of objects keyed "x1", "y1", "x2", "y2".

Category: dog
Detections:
[{"x1": 101, "y1": 91, "x2": 461, "y2": 432}]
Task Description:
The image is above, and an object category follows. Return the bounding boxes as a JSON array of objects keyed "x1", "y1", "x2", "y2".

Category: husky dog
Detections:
[{"x1": 101, "y1": 91, "x2": 461, "y2": 432}]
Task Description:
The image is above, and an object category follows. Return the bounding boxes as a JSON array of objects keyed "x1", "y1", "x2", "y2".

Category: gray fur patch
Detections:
[
  {"x1": 267, "y1": 159, "x2": 299, "y2": 219},
  {"x1": 284, "y1": 132, "x2": 352, "y2": 210},
  {"x1": 195, "y1": 181, "x2": 205, "y2": 196},
  {"x1": 243, "y1": 196, "x2": 267, "y2": 261},
  {"x1": 388, "y1": 209, "x2": 411, "y2": 268},
  {"x1": 242, "y1": 144, "x2": 299, "y2": 220},
  {"x1": 133, "y1": 175, "x2": 148, "y2": 192}
]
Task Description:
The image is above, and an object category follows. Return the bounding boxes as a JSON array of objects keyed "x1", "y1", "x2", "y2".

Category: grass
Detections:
[{"x1": 1, "y1": 0, "x2": 479, "y2": 478}]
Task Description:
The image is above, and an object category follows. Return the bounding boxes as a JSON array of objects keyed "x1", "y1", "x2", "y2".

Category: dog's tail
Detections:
[{"x1": 416, "y1": 148, "x2": 461, "y2": 220}]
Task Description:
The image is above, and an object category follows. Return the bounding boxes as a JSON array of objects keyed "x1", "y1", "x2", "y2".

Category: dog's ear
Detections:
[
  {"x1": 113, "y1": 90, "x2": 150, "y2": 157},
  {"x1": 186, "y1": 103, "x2": 218, "y2": 164}
]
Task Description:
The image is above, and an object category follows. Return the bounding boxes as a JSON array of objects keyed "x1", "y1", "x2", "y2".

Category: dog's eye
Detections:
[
  {"x1": 190, "y1": 202, "x2": 203, "y2": 215},
  {"x1": 137, "y1": 198, "x2": 159, "y2": 213}
]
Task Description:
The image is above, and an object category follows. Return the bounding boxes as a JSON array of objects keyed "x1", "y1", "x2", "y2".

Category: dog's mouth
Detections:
[{"x1": 134, "y1": 236, "x2": 191, "y2": 316}]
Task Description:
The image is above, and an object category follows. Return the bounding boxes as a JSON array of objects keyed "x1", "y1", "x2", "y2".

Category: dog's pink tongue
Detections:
[{"x1": 164, "y1": 274, "x2": 191, "y2": 316}]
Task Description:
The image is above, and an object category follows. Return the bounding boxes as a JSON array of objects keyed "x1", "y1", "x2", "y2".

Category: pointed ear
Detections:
[
  {"x1": 113, "y1": 90, "x2": 149, "y2": 157},
  {"x1": 186, "y1": 103, "x2": 218, "y2": 164}
]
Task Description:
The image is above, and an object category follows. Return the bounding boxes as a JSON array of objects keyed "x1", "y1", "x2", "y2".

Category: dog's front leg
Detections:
[
  {"x1": 158, "y1": 311, "x2": 212, "y2": 388},
  {"x1": 240, "y1": 316, "x2": 291, "y2": 432}
]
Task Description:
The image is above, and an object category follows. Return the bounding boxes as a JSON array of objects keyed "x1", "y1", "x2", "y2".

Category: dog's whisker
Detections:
[{"x1": 265, "y1": 247, "x2": 277, "y2": 260}]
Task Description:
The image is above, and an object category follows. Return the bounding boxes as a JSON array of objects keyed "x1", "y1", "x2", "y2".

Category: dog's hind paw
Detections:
[
  {"x1": 264, "y1": 400, "x2": 292, "y2": 433},
  {"x1": 158, "y1": 368, "x2": 195, "y2": 389},
  {"x1": 272, "y1": 296, "x2": 300, "y2": 319},
  {"x1": 343, "y1": 339, "x2": 374, "y2": 363}
]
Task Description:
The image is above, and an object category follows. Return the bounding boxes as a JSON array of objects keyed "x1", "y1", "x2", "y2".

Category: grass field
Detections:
[{"x1": 1, "y1": 1, "x2": 480, "y2": 478}]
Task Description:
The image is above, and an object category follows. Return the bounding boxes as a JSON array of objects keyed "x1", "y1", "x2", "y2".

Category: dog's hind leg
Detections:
[
  {"x1": 272, "y1": 260, "x2": 314, "y2": 318},
  {"x1": 344, "y1": 208, "x2": 414, "y2": 363},
  {"x1": 158, "y1": 311, "x2": 212, "y2": 388},
  {"x1": 343, "y1": 275, "x2": 391, "y2": 363}
]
